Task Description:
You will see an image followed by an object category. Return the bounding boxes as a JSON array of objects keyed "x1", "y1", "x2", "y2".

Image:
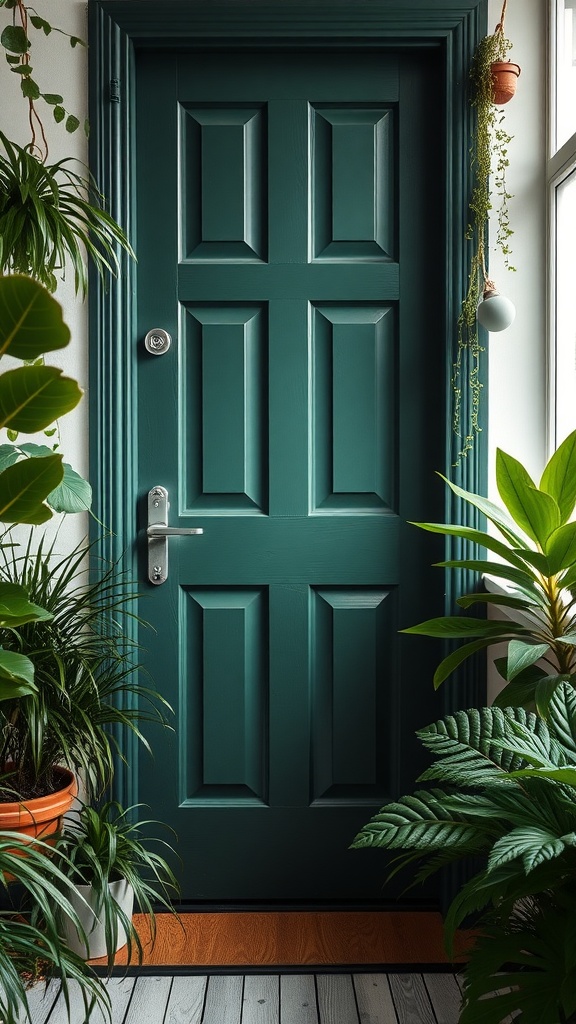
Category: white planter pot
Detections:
[{"x1": 61, "y1": 877, "x2": 134, "y2": 959}]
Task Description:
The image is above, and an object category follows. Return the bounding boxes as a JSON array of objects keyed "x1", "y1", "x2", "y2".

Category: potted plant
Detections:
[
  {"x1": 402, "y1": 429, "x2": 576, "y2": 716},
  {"x1": 351, "y1": 682, "x2": 576, "y2": 1023},
  {"x1": 0, "y1": 829, "x2": 110, "y2": 1024},
  {"x1": 0, "y1": 532, "x2": 172, "y2": 837},
  {"x1": 53, "y1": 801, "x2": 179, "y2": 965}
]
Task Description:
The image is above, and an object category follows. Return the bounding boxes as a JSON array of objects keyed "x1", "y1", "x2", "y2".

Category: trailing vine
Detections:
[
  {"x1": 0, "y1": 0, "x2": 87, "y2": 161},
  {"x1": 452, "y1": 10, "x2": 516, "y2": 465}
]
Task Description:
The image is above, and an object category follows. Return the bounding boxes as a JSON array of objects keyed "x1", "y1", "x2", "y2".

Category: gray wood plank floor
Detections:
[{"x1": 19, "y1": 973, "x2": 464, "y2": 1024}]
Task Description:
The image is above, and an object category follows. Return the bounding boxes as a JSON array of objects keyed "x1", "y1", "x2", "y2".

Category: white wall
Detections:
[
  {"x1": 1, "y1": 1, "x2": 88, "y2": 552},
  {"x1": 0, "y1": 1, "x2": 547, "y2": 546},
  {"x1": 487, "y1": 0, "x2": 547, "y2": 482}
]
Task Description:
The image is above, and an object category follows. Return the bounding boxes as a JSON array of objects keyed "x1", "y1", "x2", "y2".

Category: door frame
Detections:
[{"x1": 88, "y1": 0, "x2": 488, "y2": 813}]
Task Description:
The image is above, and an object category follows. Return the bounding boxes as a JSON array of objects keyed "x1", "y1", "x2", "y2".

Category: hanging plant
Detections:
[
  {"x1": 452, "y1": 0, "x2": 520, "y2": 465},
  {"x1": 0, "y1": 133, "x2": 134, "y2": 297},
  {"x1": 0, "y1": 0, "x2": 87, "y2": 161}
]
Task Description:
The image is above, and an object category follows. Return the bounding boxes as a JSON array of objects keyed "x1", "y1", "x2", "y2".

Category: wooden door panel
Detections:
[
  {"x1": 311, "y1": 105, "x2": 395, "y2": 260},
  {"x1": 135, "y1": 47, "x2": 445, "y2": 899}
]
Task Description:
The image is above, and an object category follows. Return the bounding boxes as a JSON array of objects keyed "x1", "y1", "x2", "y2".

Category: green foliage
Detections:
[
  {"x1": 53, "y1": 801, "x2": 179, "y2": 969},
  {"x1": 0, "y1": 831, "x2": 111, "y2": 1024},
  {"x1": 0, "y1": 534, "x2": 172, "y2": 801},
  {"x1": 0, "y1": 275, "x2": 89, "y2": 520},
  {"x1": 351, "y1": 683, "x2": 576, "y2": 1023},
  {"x1": 0, "y1": 1, "x2": 87, "y2": 154},
  {"x1": 453, "y1": 29, "x2": 515, "y2": 464},
  {"x1": 404, "y1": 430, "x2": 576, "y2": 713},
  {"x1": 0, "y1": 135, "x2": 135, "y2": 297}
]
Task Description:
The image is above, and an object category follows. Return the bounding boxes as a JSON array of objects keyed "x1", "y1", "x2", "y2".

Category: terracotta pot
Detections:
[
  {"x1": 0, "y1": 766, "x2": 77, "y2": 842},
  {"x1": 491, "y1": 61, "x2": 521, "y2": 104}
]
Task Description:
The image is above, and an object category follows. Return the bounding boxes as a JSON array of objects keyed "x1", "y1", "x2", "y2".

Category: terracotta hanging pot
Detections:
[
  {"x1": 491, "y1": 61, "x2": 521, "y2": 104},
  {"x1": 0, "y1": 767, "x2": 77, "y2": 843}
]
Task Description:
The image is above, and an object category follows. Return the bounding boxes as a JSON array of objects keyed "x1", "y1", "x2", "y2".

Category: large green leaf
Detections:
[
  {"x1": 410, "y1": 521, "x2": 531, "y2": 572},
  {"x1": 401, "y1": 616, "x2": 518, "y2": 639},
  {"x1": 0, "y1": 649, "x2": 36, "y2": 699},
  {"x1": 0, "y1": 453, "x2": 63, "y2": 523},
  {"x1": 0, "y1": 25, "x2": 29, "y2": 53},
  {"x1": 0, "y1": 275, "x2": 71, "y2": 359},
  {"x1": 48, "y1": 461, "x2": 92, "y2": 513},
  {"x1": 456, "y1": 591, "x2": 537, "y2": 611},
  {"x1": 440, "y1": 473, "x2": 527, "y2": 546},
  {"x1": 509, "y1": 766, "x2": 576, "y2": 788},
  {"x1": 488, "y1": 826, "x2": 569, "y2": 872},
  {"x1": 540, "y1": 429, "x2": 576, "y2": 525},
  {"x1": 496, "y1": 449, "x2": 561, "y2": 547},
  {"x1": 0, "y1": 364, "x2": 82, "y2": 431},
  {"x1": 0, "y1": 443, "x2": 21, "y2": 473},
  {"x1": 432, "y1": 637, "x2": 516, "y2": 690},
  {"x1": 547, "y1": 682, "x2": 576, "y2": 756},
  {"x1": 545, "y1": 520, "x2": 576, "y2": 575},
  {"x1": 436, "y1": 559, "x2": 544, "y2": 602},
  {"x1": 506, "y1": 640, "x2": 550, "y2": 681},
  {"x1": 16, "y1": 444, "x2": 92, "y2": 514},
  {"x1": 0, "y1": 581, "x2": 51, "y2": 627}
]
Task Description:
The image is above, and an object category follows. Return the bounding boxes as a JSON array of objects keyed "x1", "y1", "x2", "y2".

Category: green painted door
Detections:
[{"x1": 135, "y1": 47, "x2": 445, "y2": 900}]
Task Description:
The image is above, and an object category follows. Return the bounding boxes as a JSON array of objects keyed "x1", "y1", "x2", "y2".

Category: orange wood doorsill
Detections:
[{"x1": 90, "y1": 911, "x2": 472, "y2": 967}]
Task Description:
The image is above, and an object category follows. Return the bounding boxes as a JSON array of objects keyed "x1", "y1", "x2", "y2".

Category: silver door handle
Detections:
[
  {"x1": 147, "y1": 485, "x2": 203, "y2": 585},
  {"x1": 147, "y1": 526, "x2": 203, "y2": 537}
]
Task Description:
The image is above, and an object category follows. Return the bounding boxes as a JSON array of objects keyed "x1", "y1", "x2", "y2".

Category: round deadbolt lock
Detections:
[{"x1": 144, "y1": 328, "x2": 172, "y2": 355}]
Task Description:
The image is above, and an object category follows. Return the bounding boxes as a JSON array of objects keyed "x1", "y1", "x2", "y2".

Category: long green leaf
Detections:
[
  {"x1": 540, "y1": 428, "x2": 576, "y2": 524},
  {"x1": 401, "y1": 616, "x2": 518, "y2": 639},
  {"x1": 410, "y1": 521, "x2": 531, "y2": 571},
  {"x1": 439, "y1": 473, "x2": 527, "y2": 546},
  {"x1": 0, "y1": 364, "x2": 82, "y2": 431},
  {"x1": 432, "y1": 637, "x2": 511, "y2": 689}
]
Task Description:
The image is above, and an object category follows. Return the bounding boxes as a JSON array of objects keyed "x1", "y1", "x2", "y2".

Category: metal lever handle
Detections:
[
  {"x1": 147, "y1": 486, "x2": 203, "y2": 585},
  {"x1": 147, "y1": 526, "x2": 203, "y2": 537}
]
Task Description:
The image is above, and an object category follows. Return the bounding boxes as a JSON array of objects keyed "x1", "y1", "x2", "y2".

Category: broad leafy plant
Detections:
[
  {"x1": 351, "y1": 683, "x2": 576, "y2": 1024},
  {"x1": 0, "y1": 273, "x2": 90, "y2": 699},
  {"x1": 403, "y1": 430, "x2": 576, "y2": 716},
  {"x1": 54, "y1": 801, "x2": 179, "y2": 968}
]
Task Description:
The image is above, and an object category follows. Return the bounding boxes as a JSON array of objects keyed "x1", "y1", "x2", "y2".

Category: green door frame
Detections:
[{"x1": 88, "y1": 0, "x2": 488, "y2": 817}]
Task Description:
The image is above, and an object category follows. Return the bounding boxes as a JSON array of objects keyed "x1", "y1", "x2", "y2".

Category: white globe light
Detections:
[{"x1": 477, "y1": 289, "x2": 516, "y2": 332}]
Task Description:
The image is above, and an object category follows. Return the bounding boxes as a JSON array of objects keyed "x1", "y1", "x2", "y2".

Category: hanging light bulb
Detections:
[{"x1": 477, "y1": 282, "x2": 516, "y2": 332}]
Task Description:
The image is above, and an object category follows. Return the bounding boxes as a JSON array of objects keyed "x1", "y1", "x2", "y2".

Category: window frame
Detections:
[{"x1": 548, "y1": 0, "x2": 576, "y2": 450}]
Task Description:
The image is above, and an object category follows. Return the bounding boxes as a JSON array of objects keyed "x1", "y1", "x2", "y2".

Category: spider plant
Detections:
[
  {"x1": 351, "y1": 682, "x2": 576, "y2": 1023},
  {"x1": 54, "y1": 801, "x2": 179, "y2": 967},
  {"x1": 0, "y1": 532, "x2": 172, "y2": 802},
  {"x1": 0, "y1": 830, "x2": 110, "y2": 1024},
  {"x1": 0, "y1": 132, "x2": 134, "y2": 297}
]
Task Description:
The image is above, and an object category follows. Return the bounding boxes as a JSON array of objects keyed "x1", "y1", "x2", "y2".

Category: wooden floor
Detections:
[
  {"x1": 90, "y1": 911, "x2": 471, "y2": 967},
  {"x1": 22, "y1": 972, "x2": 464, "y2": 1024}
]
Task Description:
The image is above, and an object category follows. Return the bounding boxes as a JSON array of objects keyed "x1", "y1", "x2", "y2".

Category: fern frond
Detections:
[{"x1": 350, "y1": 789, "x2": 491, "y2": 853}]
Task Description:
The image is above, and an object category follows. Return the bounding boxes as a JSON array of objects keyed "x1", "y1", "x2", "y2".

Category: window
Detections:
[{"x1": 550, "y1": 1, "x2": 576, "y2": 445}]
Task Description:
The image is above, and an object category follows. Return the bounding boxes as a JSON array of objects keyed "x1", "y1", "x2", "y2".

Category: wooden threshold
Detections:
[{"x1": 90, "y1": 911, "x2": 472, "y2": 968}]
